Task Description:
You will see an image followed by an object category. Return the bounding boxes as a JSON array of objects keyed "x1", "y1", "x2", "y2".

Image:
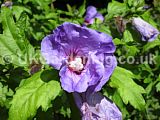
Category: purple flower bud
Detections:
[
  {"x1": 41, "y1": 22, "x2": 117, "y2": 93},
  {"x1": 84, "y1": 6, "x2": 104, "y2": 25},
  {"x1": 132, "y1": 17, "x2": 159, "y2": 42},
  {"x1": 73, "y1": 91, "x2": 122, "y2": 120}
]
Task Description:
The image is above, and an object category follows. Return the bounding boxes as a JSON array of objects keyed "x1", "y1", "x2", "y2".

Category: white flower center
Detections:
[{"x1": 68, "y1": 57, "x2": 84, "y2": 71}]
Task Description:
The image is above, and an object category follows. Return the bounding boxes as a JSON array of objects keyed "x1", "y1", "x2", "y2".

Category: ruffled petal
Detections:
[
  {"x1": 41, "y1": 22, "x2": 117, "y2": 93},
  {"x1": 41, "y1": 34, "x2": 66, "y2": 70},
  {"x1": 87, "y1": 53, "x2": 105, "y2": 86},
  {"x1": 94, "y1": 54, "x2": 117, "y2": 91},
  {"x1": 54, "y1": 22, "x2": 115, "y2": 55},
  {"x1": 59, "y1": 66, "x2": 89, "y2": 92},
  {"x1": 59, "y1": 53, "x2": 106, "y2": 93}
]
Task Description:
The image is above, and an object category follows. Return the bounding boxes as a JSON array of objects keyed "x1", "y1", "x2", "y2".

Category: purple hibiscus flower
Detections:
[
  {"x1": 41, "y1": 22, "x2": 117, "y2": 92},
  {"x1": 73, "y1": 91, "x2": 122, "y2": 120},
  {"x1": 132, "y1": 17, "x2": 159, "y2": 42},
  {"x1": 84, "y1": 6, "x2": 104, "y2": 25}
]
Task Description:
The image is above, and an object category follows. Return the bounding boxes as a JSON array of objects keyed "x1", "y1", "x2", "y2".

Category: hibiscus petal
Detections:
[
  {"x1": 54, "y1": 22, "x2": 115, "y2": 55},
  {"x1": 94, "y1": 54, "x2": 117, "y2": 91},
  {"x1": 41, "y1": 34, "x2": 66, "y2": 69}
]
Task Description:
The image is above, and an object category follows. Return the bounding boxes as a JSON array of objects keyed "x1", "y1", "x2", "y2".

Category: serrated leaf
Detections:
[
  {"x1": 110, "y1": 66, "x2": 146, "y2": 110},
  {"x1": 156, "y1": 82, "x2": 160, "y2": 92},
  {"x1": 23, "y1": 0, "x2": 55, "y2": 12},
  {"x1": 0, "y1": 82, "x2": 14, "y2": 108},
  {"x1": 9, "y1": 71, "x2": 61, "y2": 120},
  {"x1": 123, "y1": 30, "x2": 134, "y2": 42},
  {"x1": 125, "y1": 45, "x2": 139, "y2": 57},
  {"x1": 156, "y1": 75, "x2": 160, "y2": 92},
  {"x1": 142, "y1": 39, "x2": 160, "y2": 53},
  {"x1": 125, "y1": 0, "x2": 144, "y2": 7},
  {"x1": 78, "y1": 0, "x2": 86, "y2": 17},
  {"x1": 112, "y1": 91, "x2": 129, "y2": 118},
  {"x1": 12, "y1": 6, "x2": 32, "y2": 20},
  {"x1": 0, "y1": 7, "x2": 34, "y2": 67},
  {"x1": 106, "y1": 1, "x2": 129, "y2": 19},
  {"x1": 113, "y1": 38, "x2": 125, "y2": 45}
]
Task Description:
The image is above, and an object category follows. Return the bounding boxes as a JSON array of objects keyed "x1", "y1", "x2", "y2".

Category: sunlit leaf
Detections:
[
  {"x1": 9, "y1": 71, "x2": 61, "y2": 120},
  {"x1": 106, "y1": 1, "x2": 129, "y2": 19},
  {"x1": 0, "y1": 82, "x2": 14, "y2": 108},
  {"x1": 110, "y1": 66, "x2": 146, "y2": 110},
  {"x1": 0, "y1": 7, "x2": 34, "y2": 67},
  {"x1": 142, "y1": 39, "x2": 160, "y2": 53}
]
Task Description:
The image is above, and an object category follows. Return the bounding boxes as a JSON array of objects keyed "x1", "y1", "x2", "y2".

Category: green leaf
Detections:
[
  {"x1": 154, "y1": 55, "x2": 160, "y2": 69},
  {"x1": 67, "y1": 4, "x2": 73, "y2": 13},
  {"x1": 141, "y1": 11, "x2": 158, "y2": 28},
  {"x1": 106, "y1": 1, "x2": 129, "y2": 19},
  {"x1": 123, "y1": 30, "x2": 134, "y2": 42},
  {"x1": 9, "y1": 71, "x2": 61, "y2": 120},
  {"x1": 113, "y1": 38, "x2": 125, "y2": 45},
  {"x1": 125, "y1": 45, "x2": 139, "y2": 57},
  {"x1": 0, "y1": 82, "x2": 14, "y2": 108},
  {"x1": 125, "y1": 0, "x2": 144, "y2": 7},
  {"x1": 122, "y1": 30, "x2": 140, "y2": 56},
  {"x1": 156, "y1": 75, "x2": 160, "y2": 92},
  {"x1": 156, "y1": 82, "x2": 160, "y2": 92},
  {"x1": 154, "y1": 0, "x2": 160, "y2": 11},
  {"x1": 78, "y1": 0, "x2": 86, "y2": 17},
  {"x1": 12, "y1": 6, "x2": 32, "y2": 20},
  {"x1": 110, "y1": 66, "x2": 146, "y2": 110},
  {"x1": 23, "y1": 0, "x2": 55, "y2": 12},
  {"x1": 0, "y1": 7, "x2": 34, "y2": 67},
  {"x1": 112, "y1": 91, "x2": 129, "y2": 118},
  {"x1": 142, "y1": 39, "x2": 160, "y2": 53}
]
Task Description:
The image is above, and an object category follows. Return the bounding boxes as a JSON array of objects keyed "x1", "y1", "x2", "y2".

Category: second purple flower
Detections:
[
  {"x1": 41, "y1": 22, "x2": 117, "y2": 93},
  {"x1": 84, "y1": 6, "x2": 104, "y2": 25},
  {"x1": 132, "y1": 17, "x2": 159, "y2": 42},
  {"x1": 73, "y1": 91, "x2": 122, "y2": 120}
]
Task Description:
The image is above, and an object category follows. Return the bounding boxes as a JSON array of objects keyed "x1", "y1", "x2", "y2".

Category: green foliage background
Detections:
[{"x1": 0, "y1": 0, "x2": 160, "y2": 119}]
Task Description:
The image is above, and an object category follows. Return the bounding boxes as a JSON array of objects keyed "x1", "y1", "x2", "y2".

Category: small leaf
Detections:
[
  {"x1": 106, "y1": 1, "x2": 129, "y2": 19},
  {"x1": 113, "y1": 38, "x2": 125, "y2": 45},
  {"x1": 110, "y1": 66, "x2": 146, "y2": 110},
  {"x1": 145, "y1": 82, "x2": 153, "y2": 94},
  {"x1": 156, "y1": 75, "x2": 160, "y2": 92},
  {"x1": 23, "y1": 0, "x2": 55, "y2": 12},
  {"x1": 142, "y1": 39, "x2": 160, "y2": 53},
  {"x1": 0, "y1": 82, "x2": 14, "y2": 108},
  {"x1": 125, "y1": 0, "x2": 144, "y2": 7},
  {"x1": 156, "y1": 82, "x2": 160, "y2": 92},
  {"x1": 78, "y1": 0, "x2": 86, "y2": 17},
  {"x1": 67, "y1": 4, "x2": 72, "y2": 13},
  {"x1": 125, "y1": 45, "x2": 139, "y2": 57},
  {"x1": 9, "y1": 71, "x2": 61, "y2": 120},
  {"x1": 12, "y1": 6, "x2": 32, "y2": 20},
  {"x1": 123, "y1": 30, "x2": 134, "y2": 42}
]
